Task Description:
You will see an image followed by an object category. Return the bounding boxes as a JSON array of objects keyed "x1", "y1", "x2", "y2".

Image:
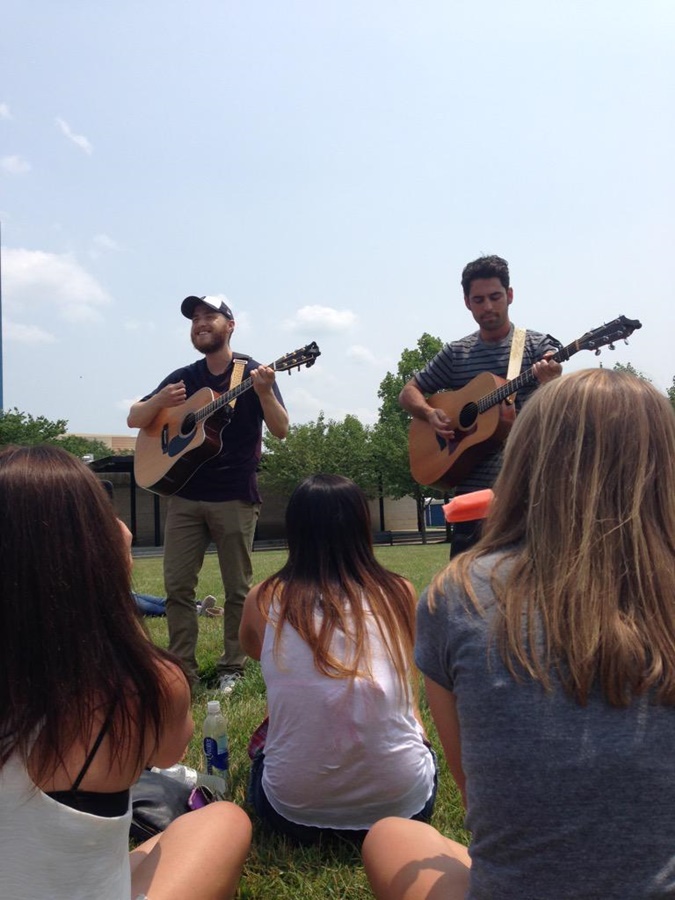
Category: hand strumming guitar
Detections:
[
  {"x1": 157, "y1": 381, "x2": 187, "y2": 406},
  {"x1": 127, "y1": 381, "x2": 186, "y2": 429},
  {"x1": 427, "y1": 407, "x2": 456, "y2": 441}
]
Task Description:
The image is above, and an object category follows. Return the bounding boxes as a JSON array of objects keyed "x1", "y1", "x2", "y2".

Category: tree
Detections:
[
  {"x1": 612, "y1": 361, "x2": 652, "y2": 381},
  {"x1": 259, "y1": 413, "x2": 377, "y2": 499},
  {"x1": 0, "y1": 408, "x2": 68, "y2": 445},
  {"x1": 373, "y1": 333, "x2": 445, "y2": 531},
  {"x1": 58, "y1": 434, "x2": 115, "y2": 460},
  {"x1": 0, "y1": 407, "x2": 113, "y2": 460},
  {"x1": 668, "y1": 377, "x2": 675, "y2": 412}
]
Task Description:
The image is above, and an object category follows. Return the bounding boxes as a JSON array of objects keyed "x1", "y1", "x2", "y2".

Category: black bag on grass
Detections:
[{"x1": 130, "y1": 769, "x2": 215, "y2": 842}]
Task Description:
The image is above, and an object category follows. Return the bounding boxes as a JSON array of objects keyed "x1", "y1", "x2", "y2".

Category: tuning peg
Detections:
[
  {"x1": 595, "y1": 348, "x2": 601, "y2": 356},
  {"x1": 624, "y1": 339, "x2": 630, "y2": 345},
  {"x1": 608, "y1": 342, "x2": 615, "y2": 351}
]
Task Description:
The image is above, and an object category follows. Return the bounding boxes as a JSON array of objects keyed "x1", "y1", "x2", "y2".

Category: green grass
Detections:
[{"x1": 136, "y1": 544, "x2": 469, "y2": 899}]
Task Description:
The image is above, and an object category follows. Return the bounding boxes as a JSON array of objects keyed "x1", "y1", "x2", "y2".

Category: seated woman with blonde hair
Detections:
[
  {"x1": 363, "y1": 369, "x2": 675, "y2": 899},
  {"x1": 0, "y1": 445, "x2": 251, "y2": 900},
  {"x1": 239, "y1": 473, "x2": 437, "y2": 844}
]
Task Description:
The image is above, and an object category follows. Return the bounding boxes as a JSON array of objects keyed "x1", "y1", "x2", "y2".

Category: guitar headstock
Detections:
[
  {"x1": 274, "y1": 341, "x2": 322, "y2": 373},
  {"x1": 577, "y1": 315, "x2": 642, "y2": 353}
]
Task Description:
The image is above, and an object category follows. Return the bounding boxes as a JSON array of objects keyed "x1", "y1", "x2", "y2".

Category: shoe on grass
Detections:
[
  {"x1": 217, "y1": 673, "x2": 243, "y2": 696},
  {"x1": 198, "y1": 595, "x2": 217, "y2": 616}
]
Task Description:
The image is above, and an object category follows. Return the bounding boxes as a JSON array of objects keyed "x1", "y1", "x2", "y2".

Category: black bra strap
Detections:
[{"x1": 71, "y1": 706, "x2": 116, "y2": 792}]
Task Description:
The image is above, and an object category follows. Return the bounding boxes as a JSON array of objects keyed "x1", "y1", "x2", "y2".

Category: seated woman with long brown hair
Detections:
[
  {"x1": 0, "y1": 445, "x2": 251, "y2": 900},
  {"x1": 363, "y1": 369, "x2": 675, "y2": 899},
  {"x1": 239, "y1": 473, "x2": 437, "y2": 844}
]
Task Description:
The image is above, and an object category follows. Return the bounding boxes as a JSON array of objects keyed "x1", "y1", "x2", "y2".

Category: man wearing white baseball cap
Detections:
[{"x1": 128, "y1": 295, "x2": 288, "y2": 694}]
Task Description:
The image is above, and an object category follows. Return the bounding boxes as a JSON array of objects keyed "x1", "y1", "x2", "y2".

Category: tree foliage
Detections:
[
  {"x1": 373, "y1": 333, "x2": 444, "y2": 504},
  {"x1": 0, "y1": 408, "x2": 113, "y2": 459},
  {"x1": 612, "y1": 362, "x2": 675, "y2": 412},
  {"x1": 57, "y1": 434, "x2": 115, "y2": 460},
  {"x1": 260, "y1": 333, "x2": 445, "y2": 533},
  {"x1": 612, "y1": 361, "x2": 652, "y2": 381},
  {"x1": 0, "y1": 408, "x2": 68, "y2": 445},
  {"x1": 259, "y1": 413, "x2": 377, "y2": 499}
]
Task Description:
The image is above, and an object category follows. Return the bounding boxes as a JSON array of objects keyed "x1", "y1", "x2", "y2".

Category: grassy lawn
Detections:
[{"x1": 137, "y1": 543, "x2": 468, "y2": 899}]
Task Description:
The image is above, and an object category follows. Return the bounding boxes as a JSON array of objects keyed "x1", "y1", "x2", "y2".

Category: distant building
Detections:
[
  {"x1": 78, "y1": 434, "x2": 420, "y2": 547},
  {"x1": 72, "y1": 433, "x2": 137, "y2": 453}
]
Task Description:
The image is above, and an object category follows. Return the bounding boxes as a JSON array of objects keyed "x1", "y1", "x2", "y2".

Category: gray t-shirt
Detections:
[
  {"x1": 414, "y1": 326, "x2": 559, "y2": 494},
  {"x1": 415, "y1": 552, "x2": 675, "y2": 899}
]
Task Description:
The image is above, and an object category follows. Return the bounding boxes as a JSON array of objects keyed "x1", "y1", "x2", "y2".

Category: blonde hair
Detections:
[{"x1": 430, "y1": 369, "x2": 675, "y2": 706}]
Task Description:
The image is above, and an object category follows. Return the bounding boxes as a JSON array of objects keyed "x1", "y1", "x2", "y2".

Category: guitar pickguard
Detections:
[
  {"x1": 166, "y1": 429, "x2": 197, "y2": 458},
  {"x1": 434, "y1": 427, "x2": 476, "y2": 457}
]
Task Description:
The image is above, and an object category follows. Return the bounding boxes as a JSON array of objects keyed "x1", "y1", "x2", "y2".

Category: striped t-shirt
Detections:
[{"x1": 414, "y1": 325, "x2": 560, "y2": 494}]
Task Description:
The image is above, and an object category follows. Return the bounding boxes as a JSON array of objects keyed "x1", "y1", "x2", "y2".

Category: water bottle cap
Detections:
[{"x1": 207, "y1": 700, "x2": 221, "y2": 715}]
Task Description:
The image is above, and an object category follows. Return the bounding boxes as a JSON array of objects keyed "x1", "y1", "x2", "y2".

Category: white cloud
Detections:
[
  {"x1": 1, "y1": 155, "x2": 31, "y2": 175},
  {"x1": 346, "y1": 344, "x2": 381, "y2": 366},
  {"x1": 55, "y1": 117, "x2": 93, "y2": 154},
  {"x1": 4, "y1": 321, "x2": 57, "y2": 345},
  {"x1": 282, "y1": 386, "x2": 326, "y2": 422},
  {"x1": 4, "y1": 247, "x2": 112, "y2": 323},
  {"x1": 283, "y1": 305, "x2": 357, "y2": 333},
  {"x1": 92, "y1": 233, "x2": 119, "y2": 252},
  {"x1": 0, "y1": 103, "x2": 10, "y2": 120},
  {"x1": 89, "y1": 233, "x2": 121, "y2": 260},
  {"x1": 231, "y1": 309, "x2": 251, "y2": 333},
  {"x1": 124, "y1": 319, "x2": 156, "y2": 332}
]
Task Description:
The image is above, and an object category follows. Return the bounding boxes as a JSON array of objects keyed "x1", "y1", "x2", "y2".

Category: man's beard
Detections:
[{"x1": 191, "y1": 331, "x2": 227, "y2": 354}]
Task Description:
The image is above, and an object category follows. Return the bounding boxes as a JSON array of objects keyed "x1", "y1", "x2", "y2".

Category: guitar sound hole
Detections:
[
  {"x1": 180, "y1": 413, "x2": 196, "y2": 436},
  {"x1": 458, "y1": 402, "x2": 478, "y2": 429}
]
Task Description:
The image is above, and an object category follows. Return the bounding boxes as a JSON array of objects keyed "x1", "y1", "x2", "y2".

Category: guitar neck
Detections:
[
  {"x1": 194, "y1": 373, "x2": 255, "y2": 423},
  {"x1": 478, "y1": 339, "x2": 580, "y2": 413},
  {"x1": 188, "y1": 342, "x2": 320, "y2": 425}
]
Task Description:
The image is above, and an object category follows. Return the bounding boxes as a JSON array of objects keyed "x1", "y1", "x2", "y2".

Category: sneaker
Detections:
[
  {"x1": 205, "y1": 606, "x2": 224, "y2": 617},
  {"x1": 198, "y1": 595, "x2": 217, "y2": 617},
  {"x1": 217, "y1": 673, "x2": 242, "y2": 696}
]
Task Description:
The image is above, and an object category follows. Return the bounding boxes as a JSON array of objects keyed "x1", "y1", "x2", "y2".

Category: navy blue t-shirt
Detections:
[{"x1": 143, "y1": 356, "x2": 285, "y2": 503}]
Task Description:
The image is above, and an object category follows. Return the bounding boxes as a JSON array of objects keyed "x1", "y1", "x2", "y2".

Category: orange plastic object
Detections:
[{"x1": 442, "y1": 489, "x2": 494, "y2": 522}]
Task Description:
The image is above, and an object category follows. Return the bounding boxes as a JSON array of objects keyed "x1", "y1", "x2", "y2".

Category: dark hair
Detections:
[
  {"x1": 258, "y1": 474, "x2": 416, "y2": 690},
  {"x1": 461, "y1": 254, "x2": 510, "y2": 296},
  {"x1": 0, "y1": 444, "x2": 180, "y2": 778}
]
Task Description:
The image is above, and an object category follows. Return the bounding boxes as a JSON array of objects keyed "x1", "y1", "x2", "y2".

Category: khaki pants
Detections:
[{"x1": 163, "y1": 495, "x2": 260, "y2": 682}]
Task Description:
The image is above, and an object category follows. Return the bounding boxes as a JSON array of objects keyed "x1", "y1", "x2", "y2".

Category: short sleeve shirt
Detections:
[
  {"x1": 414, "y1": 326, "x2": 560, "y2": 493},
  {"x1": 142, "y1": 356, "x2": 285, "y2": 503}
]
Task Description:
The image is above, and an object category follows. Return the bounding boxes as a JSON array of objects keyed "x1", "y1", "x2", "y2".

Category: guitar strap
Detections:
[
  {"x1": 506, "y1": 326, "x2": 527, "y2": 403},
  {"x1": 225, "y1": 358, "x2": 247, "y2": 410}
]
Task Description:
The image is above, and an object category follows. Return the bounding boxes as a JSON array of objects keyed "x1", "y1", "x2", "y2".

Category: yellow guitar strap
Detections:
[
  {"x1": 225, "y1": 358, "x2": 247, "y2": 410},
  {"x1": 506, "y1": 326, "x2": 526, "y2": 402}
]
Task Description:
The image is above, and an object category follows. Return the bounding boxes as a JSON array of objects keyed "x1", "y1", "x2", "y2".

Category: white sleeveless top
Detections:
[
  {"x1": 0, "y1": 749, "x2": 133, "y2": 900},
  {"x1": 260, "y1": 599, "x2": 435, "y2": 829}
]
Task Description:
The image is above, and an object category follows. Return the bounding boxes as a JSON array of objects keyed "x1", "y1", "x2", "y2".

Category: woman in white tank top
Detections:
[
  {"x1": 0, "y1": 445, "x2": 251, "y2": 900},
  {"x1": 239, "y1": 474, "x2": 437, "y2": 844}
]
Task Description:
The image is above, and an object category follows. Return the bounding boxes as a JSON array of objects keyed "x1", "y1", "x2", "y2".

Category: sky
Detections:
[{"x1": 1, "y1": 0, "x2": 673, "y2": 436}]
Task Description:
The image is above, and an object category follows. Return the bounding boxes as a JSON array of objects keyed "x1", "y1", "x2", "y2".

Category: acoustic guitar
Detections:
[
  {"x1": 134, "y1": 342, "x2": 321, "y2": 496},
  {"x1": 408, "y1": 316, "x2": 642, "y2": 491}
]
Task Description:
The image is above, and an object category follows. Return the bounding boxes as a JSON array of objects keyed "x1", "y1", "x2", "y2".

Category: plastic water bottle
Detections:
[{"x1": 203, "y1": 700, "x2": 229, "y2": 785}]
